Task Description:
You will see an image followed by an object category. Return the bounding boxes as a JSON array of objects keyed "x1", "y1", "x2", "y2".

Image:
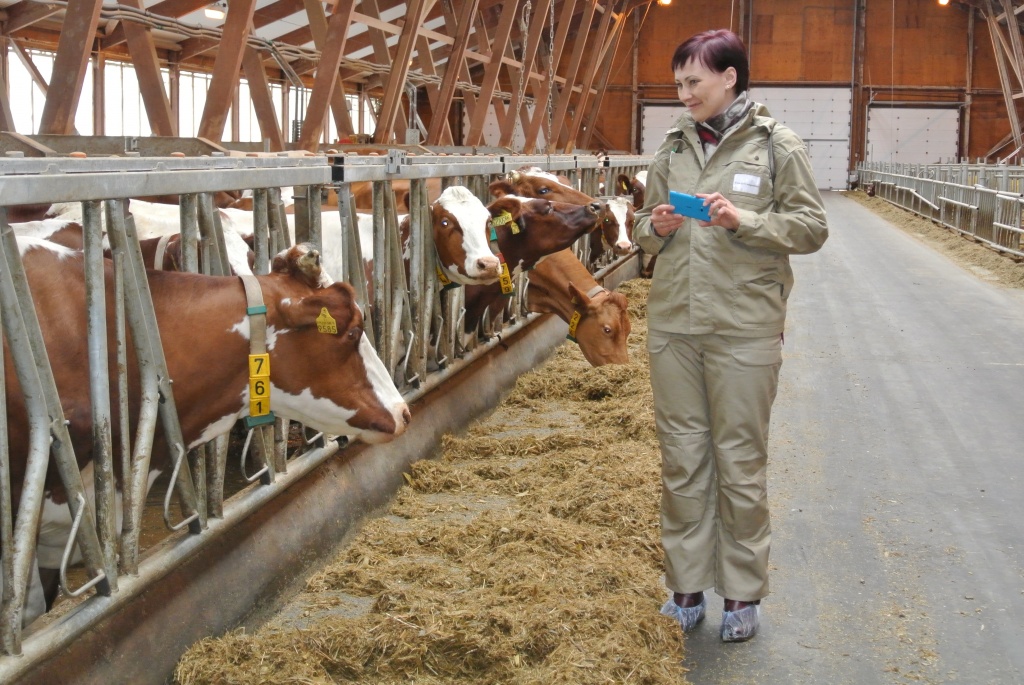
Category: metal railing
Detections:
[
  {"x1": 858, "y1": 162, "x2": 1024, "y2": 259},
  {"x1": 0, "y1": 149, "x2": 651, "y2": 676}
]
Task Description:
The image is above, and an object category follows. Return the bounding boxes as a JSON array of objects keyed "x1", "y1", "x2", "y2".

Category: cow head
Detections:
[
  {"x1": 486, "y1": 195, "x2": 600, "y2": 272},
  {"x1": 567, "y1": 282, "x2": 631, "y2": 366},
  {"x1": 490, "y1": 167, "x2": 605, "y2": 207},
  {"x1": 601, "y1": 196, "x2": 635, "y2": 255},
  {"x1": 430, "y1": 185, "x2": 501, "y2": 284},
  {"x1": 615, "y1": 171, "x2": 647, "y2": 210},
  {"x1": 264, "y1": 244, "x2": 410, "y2": 443}
]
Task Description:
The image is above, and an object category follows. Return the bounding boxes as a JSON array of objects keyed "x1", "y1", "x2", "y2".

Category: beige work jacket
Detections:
[{"x1": 634, "y1": 103, "x2": 829, "y2": 337}]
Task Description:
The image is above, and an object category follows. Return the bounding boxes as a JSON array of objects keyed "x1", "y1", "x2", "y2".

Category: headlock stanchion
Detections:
[{"x1": 0, "y1": 150, "x2": 653, "y2": 683}]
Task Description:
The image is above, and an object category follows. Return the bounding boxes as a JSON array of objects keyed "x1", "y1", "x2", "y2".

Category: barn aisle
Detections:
[{"x1": 684, "y1": 192, "x2": 1024, "y2": 684}]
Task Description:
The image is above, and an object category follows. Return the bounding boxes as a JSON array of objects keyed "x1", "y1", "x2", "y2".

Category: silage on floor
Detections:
[{"x1": 174, "y1": 278, "x2": 690, "y2": 685}]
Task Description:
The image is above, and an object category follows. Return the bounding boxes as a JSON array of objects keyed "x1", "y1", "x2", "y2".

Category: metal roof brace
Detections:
[{"x1": 238, "y1": 275, "x2": 275, "y2": 486}]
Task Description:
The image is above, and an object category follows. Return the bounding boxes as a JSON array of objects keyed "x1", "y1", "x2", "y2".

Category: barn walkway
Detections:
[{"x1": 683, "y1": 192, "x2": 1024, "y2": 684}]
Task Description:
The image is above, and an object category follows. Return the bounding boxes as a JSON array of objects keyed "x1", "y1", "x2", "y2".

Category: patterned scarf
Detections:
[{"x1": 695, "y1": 91, "x2": 753, "y2": 159}]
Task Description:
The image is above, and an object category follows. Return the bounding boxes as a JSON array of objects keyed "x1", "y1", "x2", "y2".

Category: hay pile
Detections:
[{"x1": 174, "y1": 278, "x2": 690, "y2": 685}]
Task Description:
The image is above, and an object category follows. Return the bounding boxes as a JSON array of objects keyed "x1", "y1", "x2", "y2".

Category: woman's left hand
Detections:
[{"x1": 696, "y1": 192, "x2": 740, "y2": 231}]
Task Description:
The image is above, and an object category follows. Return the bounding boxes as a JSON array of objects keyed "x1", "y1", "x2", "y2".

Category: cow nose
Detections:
[
  {"x1": 588, "y1": 201, "x2": 602, "y2": 214},
  {"x1": 615, "y1": 241, "x2": 632, "y2": 254},
  {"x1": 401, "y1": 406, "x2": 412, "y2": 426},
  {"x1": 477, "y1": 255, "x2": 500, "y2": 274}
]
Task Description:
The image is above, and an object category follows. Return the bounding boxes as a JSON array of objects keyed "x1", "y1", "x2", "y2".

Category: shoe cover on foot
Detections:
[
  {"x1": 660, "y1": 595, "x2": 706, "y2": 633},
  {"x1": 720, "y1": 603, "x2": 760, "y2": 642}
]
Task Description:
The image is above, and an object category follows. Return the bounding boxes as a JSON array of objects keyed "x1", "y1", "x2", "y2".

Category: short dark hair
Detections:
[{"x1": 671, "y1": 29, "x2": 749, "y2": 93}]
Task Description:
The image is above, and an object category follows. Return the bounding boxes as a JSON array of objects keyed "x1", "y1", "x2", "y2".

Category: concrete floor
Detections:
[{"x1": 682, "y1": 192, "x2": 1024, "y2": 684}]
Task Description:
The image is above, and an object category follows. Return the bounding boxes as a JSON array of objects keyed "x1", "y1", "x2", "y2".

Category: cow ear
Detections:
[
  {"x1": 617, "y1": 174, "x2": 631, "y2": 194},
  {"x1": 489, "y1": 196, "x2": 522, "y2": 220},
  {"x1": 278, "y1": 288, "x2": 357, "y2": 332},
  {"x1": 567, "y1": 281, "x2": 590, "y2": 307},
  {"x1": 489, "y1": 179, "x2": 515, "y2": 197}
]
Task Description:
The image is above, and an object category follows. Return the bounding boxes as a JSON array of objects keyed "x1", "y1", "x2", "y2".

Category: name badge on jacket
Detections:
[{"x1": 732, "y1": 173, "x2": 761, "y2": 195}]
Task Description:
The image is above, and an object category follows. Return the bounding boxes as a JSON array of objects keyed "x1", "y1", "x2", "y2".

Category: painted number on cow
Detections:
[{"x1": 316, "y1": 307, "x2": 338, "y2": 334}]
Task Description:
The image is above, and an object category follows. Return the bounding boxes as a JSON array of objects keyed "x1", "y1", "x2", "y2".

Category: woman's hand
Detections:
[
  {"x1": 696, "y1": 192, "x2": 740, "y2": 231},
  {"x1": 651, "y1": 204, "x2": 685, "y2": 237}
]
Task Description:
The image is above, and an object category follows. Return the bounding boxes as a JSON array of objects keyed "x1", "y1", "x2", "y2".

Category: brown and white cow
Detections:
[
  {"x1": 616, "y1": 170, "x2": 647, "y2": 210},
  {"x1": 3, "y1": 237, "x2": 410, "y2": 621},
  {"x1": 588, "y1": 196, "x2": 635, "y2": 267},
  {"x1": 489, "y1": 167, "x2": 604, "y2": 207},
  {"x1": 462, "y1": 196, "x2": 601, "y2": 335},
  {"x1": 526, "y1": 249, "x2": 631, "y2": 367}
]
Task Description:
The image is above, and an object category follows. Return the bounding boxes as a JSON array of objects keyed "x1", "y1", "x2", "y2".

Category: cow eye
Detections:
[
  {"x1": 604, "y1": 326, "x2": 612, "y2": 334},
  {"x1": 537, "y1": 187, "x2": 550, "y2": 195},
  {"x1": 347, "y1": 326, "x2": 363, "y2": 342},
  {"x1": 440, "y1": 218, "x2": 449, "y2": 227}
]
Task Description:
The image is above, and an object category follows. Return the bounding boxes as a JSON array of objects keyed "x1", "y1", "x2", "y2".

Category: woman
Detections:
[{"x1": 633, "y1": 29, "x2": 828, "y2": 643}]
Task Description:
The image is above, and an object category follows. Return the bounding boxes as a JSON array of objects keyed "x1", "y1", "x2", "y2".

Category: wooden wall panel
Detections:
[{"x1": 864, "y1": 0, "x2": 969, "y2": 88}]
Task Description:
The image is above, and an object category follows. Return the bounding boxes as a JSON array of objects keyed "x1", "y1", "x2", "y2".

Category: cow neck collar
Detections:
[
  {"x1": 238, "y1": 274, "x2": 276, "y2": 429},
  {"x1": 566, "y1": 284, "x2": 607, "y2": 343}
]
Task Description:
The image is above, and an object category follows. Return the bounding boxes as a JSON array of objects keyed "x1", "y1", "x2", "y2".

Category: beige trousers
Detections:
[{"x1": 648, "y1": 329, "x2": 782, "y2": 602}]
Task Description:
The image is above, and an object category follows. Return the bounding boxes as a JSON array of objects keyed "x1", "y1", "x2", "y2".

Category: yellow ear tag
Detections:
[
  {"x1": 436, "y1": 264, "x2": 452, "y2": 285},
  {"x1": 492, "y1": 210, "x2": 520, "y2": 235},
  {"x1": 316, "y1": 307, "x2": 338, "y2": 334}
]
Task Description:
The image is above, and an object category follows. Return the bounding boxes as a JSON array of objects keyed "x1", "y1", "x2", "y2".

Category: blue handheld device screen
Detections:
[{"x1": 669, "y1": 190, "x2": 711, "y2": 221}]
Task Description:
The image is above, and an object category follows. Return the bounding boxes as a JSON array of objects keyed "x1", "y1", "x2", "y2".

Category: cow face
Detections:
[
  {"x1": 601, "y1": 196, "x2": 635, "y2": 255},
  {"x1": 431, "y1": 186, "x2": 501, "y2": 284},
  {"x1": 486, "y1": 195, "x2": 600, "y2": 272},
  {"x1": 257, "y1": 245, "x2": 410, "y2": 444},
  {"x1": 567, "y1": 283, "x2": 631, "y2": 366}
]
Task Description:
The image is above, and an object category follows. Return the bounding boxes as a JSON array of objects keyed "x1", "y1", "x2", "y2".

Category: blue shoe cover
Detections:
[
  {"x1": 659, "y1": 595, "x2": 706, "y2": 633},
  {"x1": 720, "y1": 603, "x2": 760, "y2": 642}
]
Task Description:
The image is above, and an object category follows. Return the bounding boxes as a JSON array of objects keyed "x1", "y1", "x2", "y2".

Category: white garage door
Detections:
[
  {"x1": 640, "y1": 87, "x2": 852, "y2": 190},
  {"x1": 867, "y1": 107, "x2": 959, "y2": 165}
]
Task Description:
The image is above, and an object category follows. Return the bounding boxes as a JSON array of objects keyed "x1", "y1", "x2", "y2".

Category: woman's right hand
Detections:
[{"x1": 651, "y1": 204, "x2": 685, "y2": 237}]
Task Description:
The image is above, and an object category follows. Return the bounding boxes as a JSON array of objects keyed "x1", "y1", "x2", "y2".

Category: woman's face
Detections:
[{"x1": 674, "y1": 57, "x2": 738, "y2": 123}]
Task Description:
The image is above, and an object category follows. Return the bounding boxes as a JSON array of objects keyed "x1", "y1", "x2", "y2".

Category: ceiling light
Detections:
[
  {"x1": 937, "y1": 0, "x2": 950, "y2": 5},
  {"x1": 204, "y1": 3, "x2": 225, "y2": 19},
  {"x1": 657, "y1": 0, "x2": 672, "y2": 6}
]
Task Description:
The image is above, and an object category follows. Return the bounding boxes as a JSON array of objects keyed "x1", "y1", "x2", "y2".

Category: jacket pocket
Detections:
[
  {"x1": 729, "y1": 261, "x2": 786, "y2": 327},
  {"x1": 722, "y1": 158, "x2": 773, "y2": 213}
]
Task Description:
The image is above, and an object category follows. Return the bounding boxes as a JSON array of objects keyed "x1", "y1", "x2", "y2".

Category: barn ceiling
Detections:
[{"x1": 0, "y1": 0, "x2": 639, "y2": 151}]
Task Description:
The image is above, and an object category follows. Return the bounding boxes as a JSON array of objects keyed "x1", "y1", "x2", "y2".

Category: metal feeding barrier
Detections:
[
  {"x1": 0, "y1": 150, "x2": 651, "y2": 681},
  {"x1": 858, "y1": 161, "x2": 1024, "y2": 259}
]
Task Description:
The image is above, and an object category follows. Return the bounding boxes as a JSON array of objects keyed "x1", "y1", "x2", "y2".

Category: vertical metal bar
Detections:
[
  {"x1": 197, "y1": 194, "x2": 227, "y2": 276},
  {"x1": 106, "y1": 208, "x2": 203, "y2": 536},
  {"x1": 372, "y1": 182, "x2": 390, "y2": 360},
  {"x1": 85, "y1": 200, "x2": 118, "y2": 593},
  {"x1": 293, "y1": 186, "x2": 310, "y2": 245},
  {"x1": 205, "y1": 433, "x2": 229, "y2": 519},
  {"x1": 306, "y1": 185, "x2": 322, "y2": 251},
  {"x1": 267, "y1": 187, "x2": 287, "y2": 254},
  {"x1": 178, "y1": 194, "x2": 199, "y2": 273},
  {"x1": 112, "y1": 253, "x2": 133, "y2": 573},
  {"x1": 407, "y1": 178, "x2": 428, "y2": 386},
  {"x1": 0, "y1": 262, "x2": 14, "y2": 653},
  {"x1": 253, "y1": 188, "x2": 270, "y2": 275}
]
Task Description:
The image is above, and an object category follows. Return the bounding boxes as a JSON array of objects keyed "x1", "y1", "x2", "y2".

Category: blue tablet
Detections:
[{"x1": 669, "y1": 190, "x2": 711, "y2": 221}]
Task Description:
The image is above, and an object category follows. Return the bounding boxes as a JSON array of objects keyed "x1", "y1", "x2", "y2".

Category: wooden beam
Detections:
[
  {"x1": 581, "y1": 11, "x2": 626, "y2": 150},
  {"x1": 427, "y1": 0, "x2": 479, "y2": 144},
  {"x1": 546, "y1": 0, "x2": 598, "y2": 151},
  {"x1": 499, "y1": 0, "x2": 551, "y2": 148},
  {"x1": 1000, "y1": 0, "x2": 1024, "y2": 90},
  {"x1": 415, "y1": 33, "x2": 453, "y2": 144},
  {"x1": 303, "y1": 0, "x2": 355, "y2": 138},
  {"x1": 0, "y1": 64, "x2": 14, "y2": 132},
  {"x1": 242, "y1": 46, "x2": 285, "y2": 150},
  {"x1": 360, "y1": 0, "x2": 408, "y2": 131},
  {"x1": 986, "y1": 6, "x2": 1023, "y2": 148},
  {"x1": 120, "y1": 0, "x2": 176, "y2": 136},
  {"x1": 38, "y1": 0, "x2": 103, "y2": 134},
  {"x1": 298, "y1": 0, "x2": 356, "y2": 149},
  {"x1": 465, "y1": 0, "x2": 520, "y2": 145},
  {"x1": 374, "y1": 0, "x2": 430, "y2": 143},
  {"x1": 11, "y1": 40, "x2": 48, "y2": 95},
  {"x1": 563, "y1": 3, "x2": 619, "y2": 151},
  {"x1": 522, "y1": 0, "x2": 577, "y2": 152},
  {"x1": 4, "y1": 0, "x2": 61, "y2": 34},
  {"x1": 197, "y1": 0, "x2": 258, "y2": 141}
]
